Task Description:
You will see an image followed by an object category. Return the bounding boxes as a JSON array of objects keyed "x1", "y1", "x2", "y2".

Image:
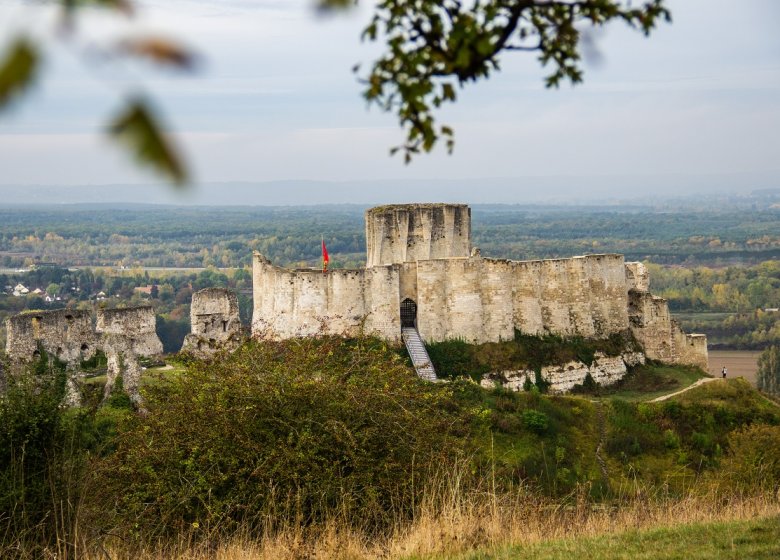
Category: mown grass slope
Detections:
[{"x1": 432, "y1": 515, "x2": 780, "y2": 560}]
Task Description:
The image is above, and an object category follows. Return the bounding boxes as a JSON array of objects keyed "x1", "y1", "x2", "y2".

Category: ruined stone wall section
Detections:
[
  {"x1": 97, "y1": 307, "x2": 163, "y2": 404},
  {"x1": 512, "y1": 260, "x2": 545, "y2": 335},
  {"x1": 480, "y1": 259, "x2": 515, "y2": 343},
  {"x1": 625, "y1": 262, "x2": 650, "y2": 292},
  {"x1": 413, "y1": 255, "x2": 628, "y2": 344},
  {"x1": 365, "y1": 204, "x2": 471, "y2": 267},
  {"x1": 672, "y1": 323, "x2": 709, "y2": 371},
  {"x1": 587, "y1": 254, "x2": 631, "y2": 337},
  {"x1": 252, "y1": 253, "x2": 401, "y2": 341},
  {"x1": 181, "y1": 288, "x2": 243, "y2": 357},
  {"x1": 628, "y1": 290, "x2": 675, "y2": 362},
  {"x1": 5, "y1": 309, "x2": 97, "y2": 365},
  {"x1": 189, "y1": 288, "x2": 241, "y2": 336},
  {"x1": 628, "y1": 290, "x2": 708, "y2": 369}
]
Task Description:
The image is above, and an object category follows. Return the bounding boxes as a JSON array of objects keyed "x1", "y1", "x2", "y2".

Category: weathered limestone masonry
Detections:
[
  {"x1": 252, "y1": 202, "x2": 708, "y2": 391},
  {"x1": 628, "y1": 289, "x2": 709, "y2": 371},
  {"x1": 410, "y1": 254, "x2": 628, "y2": 343},
  {"x1": 253, "y1": 254, "x2": 401, "y2": 340},
  {"x1": 5, "y1": 309, "x2": 98, "y2": 406},
  {"x1": 4, "y1": 306, "x2": 165, "y2": 404},
  {"x1": 181, "y1": 288, "x2": 243, "y2": 357},
  {"x1": 97, "y1": 306, "x2": 163, "y2": 403},
  {"x1": 365, "y1": 204, "x2": 471, "y2": 266}
]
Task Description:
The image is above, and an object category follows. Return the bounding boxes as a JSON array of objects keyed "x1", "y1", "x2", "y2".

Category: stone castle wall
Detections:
[
  {"x1": 181, "y1": 288, "x2": 243, "y2": 356},
  {"x1": 253, "y1": 251, "x2": 631, "y2": 345},
  {"x1": 252, "y1": 254, "x2": 401, "y2": 340},
  {"x1": 411, "y1": 254, "x2": 628, "y2": 344},
  {"x1": 365, "y1": 204, "x2": 471, "y2": 267},
  {"x1": 6, "y1": 309, "x2": 97, "y2": 365},
  {"x1": 628, "y1": 290, "x2": 708, "y2": 370}
]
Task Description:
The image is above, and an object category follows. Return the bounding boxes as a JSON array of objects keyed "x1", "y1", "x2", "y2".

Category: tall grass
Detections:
[{"x1": 9, "y1": 462, "x2": 776, "y2": 560}]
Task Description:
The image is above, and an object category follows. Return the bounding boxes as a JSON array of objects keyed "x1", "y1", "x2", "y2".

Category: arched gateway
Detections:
[{"x1": 400, "y1": 298, "x2": 417, "y2": 328}]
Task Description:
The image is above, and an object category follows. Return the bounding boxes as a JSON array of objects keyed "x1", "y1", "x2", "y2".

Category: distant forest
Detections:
[
  {"x1": 0, "y1": 204, "x2": 778, "y2": 270},
  {"x1": 0, "y1": 203, "x2": 778, "y2": 351}
]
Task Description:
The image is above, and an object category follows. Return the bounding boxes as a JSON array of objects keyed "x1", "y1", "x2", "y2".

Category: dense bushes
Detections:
[
  {"x1": 427, "y1": 331, "x2": 637, "y2": 381},
  {"x1": 0, "y1": 358, "x2": 132, "y2": 556},
  {"x1": 2, "y1": 338, "x2": 780, "y2": 555},
  {"x1": 97, "y1": 338, "x2": 472, "y2": 537},
  {"x1": 718, "y1": 424, "x2": 780, "y2": 495}
]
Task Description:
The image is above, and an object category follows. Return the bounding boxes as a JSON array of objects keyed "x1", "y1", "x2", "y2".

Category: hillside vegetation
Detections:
[{"x1": 1, "y1": 336, "x2": 779, "y2": 558}]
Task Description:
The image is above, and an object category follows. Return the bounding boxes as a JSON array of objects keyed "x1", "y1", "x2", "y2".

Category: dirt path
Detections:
[{"x1": 648, "y1": 377, "x2": 719, "y2": 403}]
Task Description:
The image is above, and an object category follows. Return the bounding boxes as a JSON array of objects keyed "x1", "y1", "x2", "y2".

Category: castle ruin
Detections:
[
  {"x1": 181, "y1": 287, "x2": 242, "y2": 357},
  {"x1": 97, "y1": 306, "x2": 163, "y2": 403},
  {"x1": 253, "y1": 203, "x2": 708, "y2": 388},
  {"x1": 4, "y1": 306, "x2": 163, "y2": 404},
  {"x1": 2, "y1": 202, "x2": 709, "y2": 400}
]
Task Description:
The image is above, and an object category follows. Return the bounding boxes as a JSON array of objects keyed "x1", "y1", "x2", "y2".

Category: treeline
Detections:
[
  {"x1": 648, "y1": 261, "x2": 780, "y2": 349},
  {"x1": 0, "y1": 205, "x2": 778, "y2": 269}
]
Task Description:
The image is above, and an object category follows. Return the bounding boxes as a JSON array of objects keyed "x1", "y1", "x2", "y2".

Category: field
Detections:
[{"x1": 707, "y1": 350, "x2": 761, "y2": 386}]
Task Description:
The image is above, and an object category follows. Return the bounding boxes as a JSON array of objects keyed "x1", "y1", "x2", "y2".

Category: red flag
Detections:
[{"x1": 322, "y1": 237, "x2": 329, "y2": 272}]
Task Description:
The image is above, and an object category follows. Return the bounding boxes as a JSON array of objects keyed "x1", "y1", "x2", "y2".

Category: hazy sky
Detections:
[{"x1": 0, "y1": 0, "x2": 779, "y2": 196}]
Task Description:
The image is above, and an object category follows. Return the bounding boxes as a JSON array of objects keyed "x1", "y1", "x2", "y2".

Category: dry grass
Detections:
[{"x1": 75, "y1": 476, "x2": 779, "y2": 560}]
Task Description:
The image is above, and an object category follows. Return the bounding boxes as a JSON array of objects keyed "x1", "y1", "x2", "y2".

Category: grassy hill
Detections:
[
  {"x1": 425, "y1": 515, "x2": 780, "y2": 560},
  {"x1": 2, "y1": 336, "x2": 779, "y2": 558}
]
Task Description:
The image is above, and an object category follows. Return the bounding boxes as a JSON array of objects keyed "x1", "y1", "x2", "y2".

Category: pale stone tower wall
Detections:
[
  {"x1": 252, "y1": 253, "x2": 401, "y2": 341},
  {"x1": 181, "y1": 288, "x2": 243, "y2": 356},
  {"x1": 365, "y1": 204, "x2": 471, "y2": 267}
]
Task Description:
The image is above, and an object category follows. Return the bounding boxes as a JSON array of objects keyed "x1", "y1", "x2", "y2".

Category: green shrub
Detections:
[
  {"x1": 522, "y1": 409, "x2": 549, "y2": 434},
  {"x1": 718, "y1": 423, "x2": 780, "y2": 495},
  {"x1": 0, "y1": 363, "x2": 127, "y2": 556},
  {"x1": 96, "y1": 337, "x2": 472, "y2": 538}
]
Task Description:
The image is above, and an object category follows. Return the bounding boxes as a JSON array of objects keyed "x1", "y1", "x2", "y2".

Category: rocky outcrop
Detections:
[{"x1": 480, "y1": 351, "x2": 646, "y2": 394}]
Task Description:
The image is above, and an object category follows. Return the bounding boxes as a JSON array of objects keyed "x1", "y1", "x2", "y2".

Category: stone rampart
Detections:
[
  {"x1": 253, "y1": 251, "x2": 630, "y2": 345},
  {"x1": 628, "y1": 290, "x2": 708, "y2": 370},
  {"x1": 365, "y1": 204, "x2": 471, "y2": 267},
  {"x1": 252, "y1": 253, "x2": 401, "y2": 341},
  {"x1": 413, "y1": 254, "x2": 628, "y2": 344},
  {"x1": 97, "y1": 306, "x2": 163, "y2": 403},
  {"x1": 181, "y1": 288, "x2": 243, "y2": 356},
  {"x1": 625, "y1": 261, "x2": 650, "y2": 292}
]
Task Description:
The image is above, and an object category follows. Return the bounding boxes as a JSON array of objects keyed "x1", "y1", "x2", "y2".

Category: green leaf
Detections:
[
  {"x1": 107, "y1": 98, "x2": 189, "y2": 186},
  {"x1": 0, "y1": 37, "x2": 40, "y2": 112}
]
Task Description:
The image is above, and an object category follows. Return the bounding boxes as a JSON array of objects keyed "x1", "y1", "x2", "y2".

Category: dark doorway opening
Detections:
[{"x1": 400, "y1": 298, "x2": 417, "y2": 328}]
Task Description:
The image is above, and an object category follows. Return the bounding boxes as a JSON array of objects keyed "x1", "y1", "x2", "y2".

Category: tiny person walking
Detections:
[{"x1": 721, "y1": 366, "x2": 727, "y2": 379}]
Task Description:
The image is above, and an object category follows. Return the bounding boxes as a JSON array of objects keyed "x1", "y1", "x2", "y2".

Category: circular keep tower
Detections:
[{"x1": 365, "y1": 203, "x2": 471, "y2": 267}]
